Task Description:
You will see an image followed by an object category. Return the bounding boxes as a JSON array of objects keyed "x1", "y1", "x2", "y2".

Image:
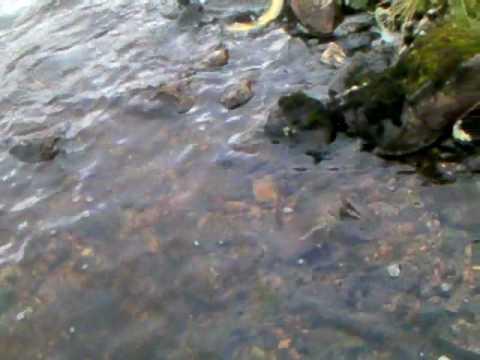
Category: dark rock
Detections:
[
  {"x1": 375, "y1": 55, "x2": 480, "y2": 156},
  {"x1": 264, "y1": 92, "x2": 333, "y2": 138},
  {"x1": 220, "y1": 79, "x2": 254, "y2": 110},
  {"x1": 291, "y1": 0, "x2": 343, "y2": 35},
  {"x1": 328, "y1": 45, "x2": 396, "y2": 94},
  {"x1": 339, "y1": 197, "x2": 363, "y2": 219},
  {"x1": 9, "y1": 130, "x2": 61, "y2": 163},
  {"x1": 303, "y1": 84, "x2": 331, "y2": 103},
  {"x1": 337, "y1": 30, "x2": 379, "y2": 53},
  {"x1": 333, "y1": 13, "x2": 374, "y2": 37},
  {"x1": 464, "y1": 155, "x2": 480, "y2": 173},
  {"x1": 343, "y1": 0, "x2": 371, "y2": 12}
]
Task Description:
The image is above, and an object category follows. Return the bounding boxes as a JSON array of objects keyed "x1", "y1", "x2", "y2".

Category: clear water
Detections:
[{"x1": 0, "y1": 1, "x2": 479, "y2": 359}]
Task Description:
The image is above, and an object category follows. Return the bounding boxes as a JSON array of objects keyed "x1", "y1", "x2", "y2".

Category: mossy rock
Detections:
[{"x1": 340, "y1": 16, "x2": 480, "y2": 155}]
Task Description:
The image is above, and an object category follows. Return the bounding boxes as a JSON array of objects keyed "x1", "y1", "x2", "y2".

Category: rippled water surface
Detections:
[{"x1": 1, "y1": 1, "x2": 480, "y2": 359}]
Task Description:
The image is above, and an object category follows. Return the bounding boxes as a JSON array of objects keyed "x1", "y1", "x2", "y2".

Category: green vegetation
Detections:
[
  {"x1": 391, "y1": 0, "x2": 479, "y2": 22},
  {"x1": 400, "y1": 15, "x2": 480, "y2": 92},
  {"x1": 391, "y1": 0, "x2": 442, "y2": 22},
  {"x1": 352, "y1": 4, "x2": 480, "y2": 101}
]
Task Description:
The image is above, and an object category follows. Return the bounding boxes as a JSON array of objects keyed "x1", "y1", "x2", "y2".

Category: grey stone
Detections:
[
  {"x1": 343, "y1": 0, "x2": 370, "y2": 12},
  {"x1": 387, "y1": 263, "x2": 401, "y2": 278},
  {"x1": 333, "y1": 13, "x2": 374, "y2": 37},
  {"x1": 8, "y1": 125, "x2": 64, "y2": 164},
  {"x1": 337, "y1": 31, "x2": 378, "y2": 53}
]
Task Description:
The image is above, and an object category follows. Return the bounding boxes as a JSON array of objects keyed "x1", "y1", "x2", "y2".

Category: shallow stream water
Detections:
[{"x1": 1, "y1": 1, "x2": 480, "y2": 359}]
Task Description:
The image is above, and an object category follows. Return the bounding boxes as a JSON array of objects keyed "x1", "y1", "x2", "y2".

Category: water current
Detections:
[{"x1": 1, "y1": 1, "x2": 480, "y2": 359}]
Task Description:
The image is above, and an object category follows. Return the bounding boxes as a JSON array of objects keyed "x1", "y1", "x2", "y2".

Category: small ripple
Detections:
[
  {"x1": 10, "y1": 189, "x2": 55, "y2": 212},
  {"x1": 0, "y1": 236, "x2": 30, "y2": 265},
  {"x1": 40, "y1": 210, "x2": 91, "y2": 232}
]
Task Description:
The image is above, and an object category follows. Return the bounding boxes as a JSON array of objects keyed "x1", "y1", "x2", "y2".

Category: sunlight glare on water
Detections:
[{"x1": 0, "y1": 0, "x2": 39, "y2": 17}]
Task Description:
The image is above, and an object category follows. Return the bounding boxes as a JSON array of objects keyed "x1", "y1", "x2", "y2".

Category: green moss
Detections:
[
  {"x1": 400, "y1": 18, "x2": 480, "y2": 92},
  {"x1": 278, "y1": 92, "x2": 334, "y2": 132},
  {"x1": 350, "y1": 13, "x2": 480, "y2": 105}
]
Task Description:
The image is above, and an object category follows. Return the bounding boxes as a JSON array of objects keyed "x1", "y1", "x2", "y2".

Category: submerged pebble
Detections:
[
  {"x1": 387, "y1": 263, "x2": 401, "y2": 278},
  {"x1": 220, "y1": 79, "x2": 254, "y2": 110}
]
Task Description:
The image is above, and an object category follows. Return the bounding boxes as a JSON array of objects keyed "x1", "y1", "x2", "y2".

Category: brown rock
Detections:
[
  {"x1": 291, "y1": 0, "x2": 343, "y2": 35},
  {"x1": 253, "y1": 176, "x2": 279, "y2": 204},
  {"x1": 320, "y1": 42, "x2": 346, "y2": 67},
  {"x1": 220, "y1": 79, "x2": 254, "y2": 110},
  {"x1": 155, "y1": 81, "x2": 195, "y2": 114},
  {"x1": 199, "y1": 45, "x2": 229, "y2": 69}
]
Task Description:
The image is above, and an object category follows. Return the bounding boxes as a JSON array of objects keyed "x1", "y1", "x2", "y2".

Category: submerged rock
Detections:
[
  {"x1": 198, "y1": 44, "x2": 229, "y2": 69},
  {"x1": 328, "y1": 45, "x2": 396, "y2": 94},
  {"x1": 9, "y1": 128, "x2": 62, "y2": 163},
  {"x1": 387, "y1": 263, "x2": 401, "y2": 278},
  {"x1": 220, "y1": 79, "x2": 254, "y2": 110},
  {"x1": 343, "y1": 0, "x2": 371, "y2": 12},
  {"x1": 332, "y1": 13, "x2": 378, "y2": 55},
  {"x1": 154, "y1": 81, "x2": 195, "y2": 114},
  {"x1": 337, "y1": 30, "x2": 378, "y2": 54}
]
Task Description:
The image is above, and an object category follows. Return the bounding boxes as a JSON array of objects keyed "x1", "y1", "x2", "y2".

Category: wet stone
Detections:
[
  {"x1": 387, "y1": 263, "x2": 401, "y2": 278},
  {"x1": 328, "y1": 46, "x2": 395, "y2": 94},
  {"x1": 199, "y1": 45, "x2": 229, "y2": 69},
  {"x1": 320, "y1": 42, "x2": 346, "y2": 68},
  {"x1": 9, "y1": 135, "x2": 61, "y2": 163},
  {"x1": 264, "y1": 92, "x2": 334, "y2": 141},
  {"x1": 155, "y1": 82, "x2": 195, "y2": 114},
  {"x1": 291, "y1": 0, "x2": 343, "y2": 35},
  {"x1": 337, "y1": 31, "x2": 378, "y2": 54},
  {"x1": 333, "y1": 14, "x2": 374, "y2": 37},
  {"x1": 464, "y1": 155, "x2": 480, "y2": 173},
  {"x1": 220, "y1": 79, "x2": 254, "y2": 110},
  {"x1": 343, "y1": 0, "x2": 371, "y2": 12}
]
